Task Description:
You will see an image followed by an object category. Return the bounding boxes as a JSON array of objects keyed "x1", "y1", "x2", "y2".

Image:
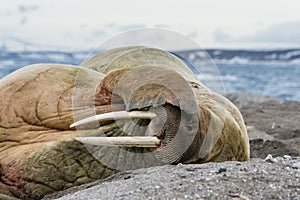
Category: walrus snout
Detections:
[
  {"x1": 145, "y1": 104, "x2": 181, "y2": 146},
  {"x1": 71, "y1": 64, "x2": 199, "y2": 152}
]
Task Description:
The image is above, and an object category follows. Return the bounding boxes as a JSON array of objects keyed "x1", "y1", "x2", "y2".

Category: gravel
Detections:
[{"x1": 44, "y1": 156, "x2": 300, "y2": 200}]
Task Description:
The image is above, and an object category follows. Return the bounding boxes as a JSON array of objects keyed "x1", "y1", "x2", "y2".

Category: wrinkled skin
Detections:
[{"x1": 0, "y1": 47, "x2": 249, "y2": 199}]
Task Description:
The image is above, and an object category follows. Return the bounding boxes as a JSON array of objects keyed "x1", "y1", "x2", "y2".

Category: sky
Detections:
[{"x1": 0, "y1": 0, "x2": 300, "y2": 50}]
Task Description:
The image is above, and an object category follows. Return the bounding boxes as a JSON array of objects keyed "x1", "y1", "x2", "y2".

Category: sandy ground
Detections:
[
  {"x1": 44, "y1": 157, "x2": 300, "y2": 200},
  {"x1": 228, "y1": 92, "x2": 300, "y2": 158},
  {"x1": 41, "y1": 92, "x2": 300, "y2": 200}
]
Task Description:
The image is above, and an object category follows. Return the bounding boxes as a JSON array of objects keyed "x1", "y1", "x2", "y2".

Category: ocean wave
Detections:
[
  {"x1": 0, "y1": 50, "x2": 299, "y2": 101},
  {"x1": 177, "y1": 49, "x2": 300, "y2": 65},
  {"x1": 0, "y1": 60, "x2": 15, "y2": 68}
]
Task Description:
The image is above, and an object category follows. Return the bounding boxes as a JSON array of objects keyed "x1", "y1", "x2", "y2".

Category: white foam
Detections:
[{"x1": 0, "y1": 60, "x2": 15, "y2": 68}]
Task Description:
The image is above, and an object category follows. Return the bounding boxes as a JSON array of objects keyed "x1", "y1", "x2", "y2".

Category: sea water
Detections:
[
  {"x1": 0, "y1": 50, "x2": 299, "y2": 101},
  {"x1": 217, "y1": 63, "x2": 300, "y2": 101}
]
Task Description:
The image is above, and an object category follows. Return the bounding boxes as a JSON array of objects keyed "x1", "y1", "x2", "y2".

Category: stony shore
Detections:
[
  {"x1": 41, "y1": 92, "x2": 300, "y2": 200},
  {"x1": 43, "y1": 157, "x2": 300, "y2": 200}
]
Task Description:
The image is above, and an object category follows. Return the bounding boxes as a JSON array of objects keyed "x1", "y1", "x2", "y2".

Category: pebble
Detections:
[
  {"x1": 123, "y1": 175, "x2": 132, "y2": 180},
  {"x1": 283, "y1": 155, "x2": 292, "y2": 160},
  {"x1": 263, "y1": 154, "x2": 300, "y2": 170},
  {"x1": 264, "y1": 154, "x2": 278, "y2": 163},
  {"x1": 217, "y1": 167, "x2": 227, "y2": 174},
  {"x1": 291, "y1": 162, "x2": 300, "y2": 169}
]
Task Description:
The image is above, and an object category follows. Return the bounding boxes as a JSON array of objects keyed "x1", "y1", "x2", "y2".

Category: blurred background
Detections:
[{"x1": 0, "y1": 0, "x2": 299, "y2": 100}]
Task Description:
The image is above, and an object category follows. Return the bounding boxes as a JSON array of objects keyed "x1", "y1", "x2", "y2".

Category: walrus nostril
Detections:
[{"x1": 157, "y1": 129, "x2": 167, "y2": 140}]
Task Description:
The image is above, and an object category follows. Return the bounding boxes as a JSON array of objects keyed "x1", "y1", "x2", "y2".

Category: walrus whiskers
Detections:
[
  {"x1": 74, "y1": 136, "x2": 161, "y2": 147},
  {"x1": 70, "y1": 111, "x2": 157, "y2": 128}
]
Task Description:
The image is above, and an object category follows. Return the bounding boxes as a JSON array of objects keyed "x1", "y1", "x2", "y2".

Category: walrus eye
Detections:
[{"x1": 70, "y1": 111, "x2": 157, "y2": 128}]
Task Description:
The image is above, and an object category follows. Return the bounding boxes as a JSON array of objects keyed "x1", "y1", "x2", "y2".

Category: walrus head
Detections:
[{"x1": 71, "y1": 65, "x2": 202, "y2": 168}]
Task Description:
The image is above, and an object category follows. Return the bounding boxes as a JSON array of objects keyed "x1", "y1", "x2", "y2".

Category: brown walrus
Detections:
[{"x1": 0, "y1": 46, "x2": 249, "y2": 199}]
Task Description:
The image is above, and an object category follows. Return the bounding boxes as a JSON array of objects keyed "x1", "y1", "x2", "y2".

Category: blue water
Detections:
[
  {"x1": 0, "y1": 51, "x2": 87, "y2": 77},
  {"x1": 217, "y1": 63, "x2": 300, "y2": 100},
  {"x1": 0, "y1": 50, "x2": 299, "y2": 101}
]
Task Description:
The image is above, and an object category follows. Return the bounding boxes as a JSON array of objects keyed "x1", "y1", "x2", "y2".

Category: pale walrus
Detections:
[{"x1": 0, "y1": 46, "x2": 249, "y2": 199}]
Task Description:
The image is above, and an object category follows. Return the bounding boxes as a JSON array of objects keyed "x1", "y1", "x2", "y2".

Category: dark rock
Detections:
[
  {"x1": 217, "y1": 167, "x2": 227, "y2": 174},
  {"x1": 226, "y1": 92, "x2": 283, "y2": 107}
]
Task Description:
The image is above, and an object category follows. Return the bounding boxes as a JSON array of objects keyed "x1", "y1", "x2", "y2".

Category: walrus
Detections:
[{"x1": 0, "y1": 46, "x2": 249, "y2": 199}]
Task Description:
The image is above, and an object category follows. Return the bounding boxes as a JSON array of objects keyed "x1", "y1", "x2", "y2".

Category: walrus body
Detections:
[{"x1": 0, "y1": 46, "x2": 249, "y2": 199}]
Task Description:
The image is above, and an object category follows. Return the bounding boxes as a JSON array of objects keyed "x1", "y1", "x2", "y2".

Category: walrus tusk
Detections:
[
  {"x1": 74, "y1": 136, "x2": 161, "y2": 147},
  {"x1": 70, "y1": 111, "x2": 157, "y2": 128}
]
